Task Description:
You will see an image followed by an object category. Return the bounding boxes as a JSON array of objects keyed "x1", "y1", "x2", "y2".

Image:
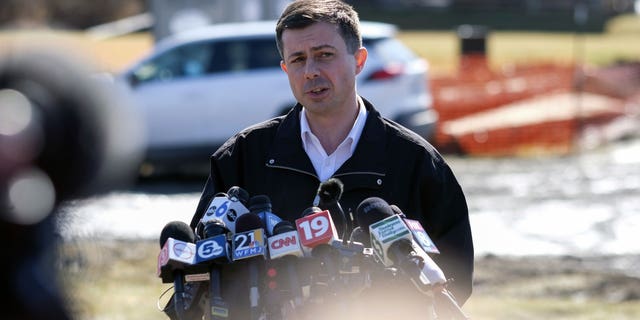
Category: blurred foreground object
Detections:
[{"x1": 0, "y1": 47, "x2": 144, "y2": 318}]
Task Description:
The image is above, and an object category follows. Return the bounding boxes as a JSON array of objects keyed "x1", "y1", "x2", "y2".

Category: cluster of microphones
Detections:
[{"x1": 157, "y1": 179, "x2": 468, "y2": 320}]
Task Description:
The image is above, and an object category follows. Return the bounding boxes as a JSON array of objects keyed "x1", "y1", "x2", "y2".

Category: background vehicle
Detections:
[{"x1": 119, "y1": 20, "x2": 436, "y2": 174}]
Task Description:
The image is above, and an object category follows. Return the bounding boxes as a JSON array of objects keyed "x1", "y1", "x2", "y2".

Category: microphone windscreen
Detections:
[
  {"x1": 317, "y1": 178, "x2": 344, "y2": 203},
  {"x1": 249, "y1": 194, "x2": 271, "y2": 212},
  {"x1": 356, "y1": 197, "x2": 394, "y2": 233},
  {"x1": 234, "y1": 213, "x2": 264, "y2": 233},
  {"x1": 227, "y1": 186, "x2": 249, "y2": 206},
  {"x1": 159, "y1": 221, "x2": 195, "y2": 248},
  {"x1": 301, "y1": 206, "x2": 322, "y2": 217},
  {"x1": 272, "y1": 220, "x2": 296, "y2": 235},
  {"x1": 203, "y1": 218, "x2": 228, "y2": 238}
]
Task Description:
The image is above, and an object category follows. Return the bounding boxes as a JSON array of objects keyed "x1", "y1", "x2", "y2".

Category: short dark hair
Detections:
[{"x1": 275, "y1": 0, "x2": 362, "y2": 58}]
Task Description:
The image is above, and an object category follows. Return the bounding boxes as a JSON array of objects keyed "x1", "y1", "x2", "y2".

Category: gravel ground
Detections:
[{"x1": 473, "y1": 254, "x2": 640, "y2": 303}]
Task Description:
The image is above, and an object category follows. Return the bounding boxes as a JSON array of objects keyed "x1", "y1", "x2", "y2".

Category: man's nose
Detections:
[{"x1": 304, "y1": 60, "x2": 319, "y2": 79}]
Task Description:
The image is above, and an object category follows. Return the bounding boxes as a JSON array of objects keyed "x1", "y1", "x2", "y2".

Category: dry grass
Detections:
[
  {"x1": 0, "y1": 30, "x2": 153, "y2": 73},
  {"x1": 398, "y1": 30, "x2": 640, "y2": 76},
  {"x1": 60, "y1": 240, "x2": 168, "y2": 319},
  {"x1": 59, "y1": 241, "x2": 640, "y2": 320}
]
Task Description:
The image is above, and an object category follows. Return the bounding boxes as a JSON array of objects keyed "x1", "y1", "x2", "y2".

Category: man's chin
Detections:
[{"x1": 301, "y1": 100, "x2": 332, "y2": 113}]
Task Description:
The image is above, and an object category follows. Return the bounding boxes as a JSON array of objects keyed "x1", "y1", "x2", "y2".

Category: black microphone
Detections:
[
  {"x1": 233, "y1": 213, "x2": 267, "y2": 320},
  {"x1": 317, "y1": 178, "x2": 350, "y2": 243},
  {"x1": 301, "y1": 206, "x2": 322, "y2": 217},
  {"x1": 227, "y1": 186, "x2": 250, "y2": 207},
  {"x1": 316, "y1": 181, "x2": 366, "y2": 282},
  {"x1": 195, "y1": 219, "x2": 231, "y2": 319},
  {"x1": 249, "y1": 194, "x2": 282, "y2": 236},
  {"x1": 158, "y1": 221, "x2": 196, "y2": 320},
  {"x1": 295, "y1": 206, "x2": 342, "y2": 305},
  {"x1": 354, "y1": 197, "x2": 398, "y2": 286},
  {"x1": 357, "y1": 198, "x2": 441, "y2": 282},
  {"x1": 269, "y1": 221, "x2": 305, "y2": 309},
  {"x1": 298, "y1": 207, "x2": 340, "y2": 269},
  {"x1": 356, "y1": 198, "x2": 469, "y2": 319},
  {"x1": 159, "y1": 221, "x2": 196, "y2": 248},
  {"x1": 355, "y1": 197, "x2": 395, "y2": 238}
]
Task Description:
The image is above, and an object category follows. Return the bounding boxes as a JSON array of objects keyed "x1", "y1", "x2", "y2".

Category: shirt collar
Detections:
[{"x1": 300, "y1": 96, "x2": 368, "y2": 154}]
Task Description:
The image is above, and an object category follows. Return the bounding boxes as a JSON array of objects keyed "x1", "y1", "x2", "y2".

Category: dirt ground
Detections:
[{"x1": 473, "y1": 253, "x2": 640, "y2": 302}]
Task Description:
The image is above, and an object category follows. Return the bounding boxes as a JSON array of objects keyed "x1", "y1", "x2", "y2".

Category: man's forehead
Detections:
[{"x1": 281, "y1": 22, "x2": 344, "y2": 53}]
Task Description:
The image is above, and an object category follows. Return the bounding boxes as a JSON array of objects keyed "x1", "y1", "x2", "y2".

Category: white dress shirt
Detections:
[{"x1": 300, "y1": 97, "x2": 368, "y2": 182}]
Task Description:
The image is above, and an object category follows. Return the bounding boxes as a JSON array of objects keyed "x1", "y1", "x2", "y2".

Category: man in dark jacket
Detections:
[{"x1": 186, "y1": 0, "x2": 473, "y2": 318}]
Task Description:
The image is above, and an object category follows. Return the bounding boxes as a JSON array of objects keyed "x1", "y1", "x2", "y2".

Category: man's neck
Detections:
[{"x1": 304, "y1": 98, "x2": 360, "y2": 155}]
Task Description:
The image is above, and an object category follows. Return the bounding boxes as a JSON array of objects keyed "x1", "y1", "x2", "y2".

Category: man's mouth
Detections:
[
  {"x1": 309, "y1": 88, "x2": 327, "y2": 94},
  {"x1": 304, "y1": 79, "x2": 330, "y2": 98}
]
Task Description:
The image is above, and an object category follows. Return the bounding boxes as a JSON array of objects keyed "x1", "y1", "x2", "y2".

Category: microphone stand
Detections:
[
  {"x1": 248, "y1": 262, "x2": 261, "y2": 320},
  {"x1": 209, "y1": 266, "x2": 228, "y2": 320},
  {"x1": 432, "y1": 284, "x2": 469, "y2": 320},
  {"x1": 173, "y1": 274, "x2": 187, "y2": 320}
]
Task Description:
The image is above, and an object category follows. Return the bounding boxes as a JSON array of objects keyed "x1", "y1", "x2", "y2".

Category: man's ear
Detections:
[
  {"x1": 280, "y1": 60, "x2": 288, "y2": 73},
  {"x1": 354, "y1": 47, "x2": 368, "y2": 75}
]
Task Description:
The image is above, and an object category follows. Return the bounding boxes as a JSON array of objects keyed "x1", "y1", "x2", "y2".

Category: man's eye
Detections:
[
  {"x1": 290, "y1": 57, "x2": 304, "y2": 64},
  {"x1": 320, "y1": 52, "x2": 333, "y2": 58}
]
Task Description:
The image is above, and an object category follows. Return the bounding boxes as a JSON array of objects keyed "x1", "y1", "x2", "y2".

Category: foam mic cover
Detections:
[
  {"x1": 203, "y1": 218, "x2": 229, "y2": 239},
  {"x1": 249, "y1": 195, "x2": 271, "y2": 212},
  {"x1": 235, "y1": 213, "x2": 264, "y2": 233},
  {"x1": 317, "y1": 178, "x2": 350, "y2": 241},
  {"x1": 160, "y1": 221, "x2": 196, "y2": 248},
  {"x1": 302, "y1": 206, "x2": 322, "y2": 217},
  {"x1": 273, "y1": 221, "x2": 295, "y2": 234},
  {"x1": 317, "y1": 178, "x2": 343, "y2": 204},
  {"x1": 249, "y1": 195, "x2": 282, "y2": 235},
  {"x1": 227, "y1": 186, "x2": 250, "y2": 206},
  {"x1": 355, "y1": 197, "x2": 395, "y2": 235}
]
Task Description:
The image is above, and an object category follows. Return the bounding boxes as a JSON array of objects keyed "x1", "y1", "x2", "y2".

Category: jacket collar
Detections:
[{"x1": 266, "y1": 97, "x2": 387, "y2": 179}]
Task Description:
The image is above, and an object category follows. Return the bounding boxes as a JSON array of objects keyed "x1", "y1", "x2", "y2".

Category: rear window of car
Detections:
[{"x1": 364, "y1": 37, "x2": 417, "y2": 64}]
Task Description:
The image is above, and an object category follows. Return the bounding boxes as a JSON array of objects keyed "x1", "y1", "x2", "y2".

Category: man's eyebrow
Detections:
[
  {"x1": 286, "y1": 44, "x2": 337, "y2": 60},
  {"x1": 310, "y1": 44, "x2": 336, "y2": 52}
]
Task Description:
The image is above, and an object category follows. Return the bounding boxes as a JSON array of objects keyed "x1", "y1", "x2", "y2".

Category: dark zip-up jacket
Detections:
[{"x1": 190, "y1": 98, "x2": 473, "y2": 306}]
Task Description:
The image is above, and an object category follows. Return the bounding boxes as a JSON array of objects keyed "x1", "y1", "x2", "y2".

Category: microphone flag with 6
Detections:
[{"x1": 200, "y1": 187, "x2": 250, "y2": 236}]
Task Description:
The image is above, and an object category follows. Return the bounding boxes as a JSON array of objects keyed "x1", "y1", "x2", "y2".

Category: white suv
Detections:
[{"x1": 119, "y1": 21, "x2": 436, "y2": 172}]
